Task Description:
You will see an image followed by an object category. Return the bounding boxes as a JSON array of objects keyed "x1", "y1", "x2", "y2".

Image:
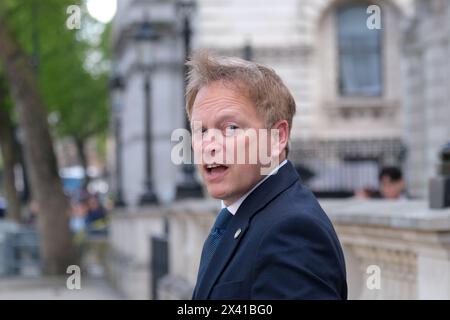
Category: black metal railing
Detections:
[
  {"x1": 151, "y1": 235, "x2": 168, "y2": 300},
  {"x1": 291, "y1": 138, "x2": 406, "y2": 198},
  {"x1": 0, "y1": 223, "x2": 40, "y2": 276}
]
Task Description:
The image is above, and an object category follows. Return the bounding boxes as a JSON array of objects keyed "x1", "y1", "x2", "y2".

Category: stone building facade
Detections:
[
  {"x1": 111, "y1": 0, "x2": 416, "y2": 206},
  {"x1": 111, "y1": 0, "x2": 186, "y2": 205},
  {"x1": 402, "y1": 0, "x2": 450, "y2": 198}
]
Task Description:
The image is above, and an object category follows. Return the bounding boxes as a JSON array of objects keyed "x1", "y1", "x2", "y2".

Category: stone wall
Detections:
[
  {"x1": 108, "y1": 207, "x2": 166, "y2": 300},
  {"x1": 109, "y1": 199, "x2": 450, "y2": 300},
  {"x1": 322, "y1": 199, "x2": 450, "y2": 299},
  {"x1": 402, "y1": 0, "x2": 450, "y2": 198}
]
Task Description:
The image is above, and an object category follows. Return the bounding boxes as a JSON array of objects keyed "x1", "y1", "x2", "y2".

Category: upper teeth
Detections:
[{"x1": 207, "y1": 164, "x2": 221, "y2": 169}]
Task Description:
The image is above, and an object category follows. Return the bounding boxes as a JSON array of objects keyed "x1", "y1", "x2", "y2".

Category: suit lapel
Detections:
[
  {"x1": 194, "y1": 213, "x2": 249, "y2": 299},
  {"x1": 194, "y1": 161, "x2": 300, "y2": 299}
]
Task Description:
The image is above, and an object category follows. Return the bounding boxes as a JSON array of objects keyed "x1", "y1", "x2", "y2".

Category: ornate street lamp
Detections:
[
  {"x1": 133, "y1": 21, "x2": 161, "y2": 205},
  {"x1": 175, "y1": 0, "x2": 204, "y2": 199},
  {"x1": 110, "y1": 74, "x2": 126, "y2": 207}
]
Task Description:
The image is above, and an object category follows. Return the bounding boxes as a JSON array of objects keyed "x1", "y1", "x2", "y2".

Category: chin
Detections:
[{"x1": 206, "y1": 186, "x2": 229, "y2": 200}]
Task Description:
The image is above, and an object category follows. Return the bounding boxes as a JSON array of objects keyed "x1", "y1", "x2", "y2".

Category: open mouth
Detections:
[{"x1": 203, "y1": 163, "x2": 229, "y2": 181}]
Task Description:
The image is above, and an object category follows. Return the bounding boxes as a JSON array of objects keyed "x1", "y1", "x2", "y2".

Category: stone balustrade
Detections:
[
  {"x1": 109, "y1": 199, "x2": 450, "y2": 299},
  {"x1": 323, "y1": 199, "x2": 450, "y2": 299},
  {"x1": 108, "y1": 206, "x2": 166, "y2": 300}
]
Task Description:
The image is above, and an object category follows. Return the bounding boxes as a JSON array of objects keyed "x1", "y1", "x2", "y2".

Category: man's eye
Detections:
[
  {"x1": 192, "y1": 127, "x2": 206, "y2": 136},
  {"x1": 224, "y1": 125, "x2": 239, "y2": 136}
]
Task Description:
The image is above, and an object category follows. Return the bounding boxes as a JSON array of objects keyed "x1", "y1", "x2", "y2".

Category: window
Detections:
[{"x1": 337, "y1": 4, "x2": 383, "y2": 96}]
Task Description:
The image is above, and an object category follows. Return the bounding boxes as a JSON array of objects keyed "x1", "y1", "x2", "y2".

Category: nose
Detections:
[
  {"x1": 201, "y1": 129, "x2": 225, "y2": 163},
  {"x1": 204, "y1": 142, "x2": 218, "y2": 158},
  {"x1": 204, "y1": 138, "x2": 221, "y2": 158}
]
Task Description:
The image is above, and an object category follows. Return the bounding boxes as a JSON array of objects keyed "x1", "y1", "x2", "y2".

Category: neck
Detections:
[{"x1": 223, "y1": 157, "x2": 288, "y2": 207}]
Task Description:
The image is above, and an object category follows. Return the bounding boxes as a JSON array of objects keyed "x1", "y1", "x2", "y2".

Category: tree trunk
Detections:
[
  {"x1": 0, "y1": 19, "x2": 75, "y2": 274},
  {"x1": 0, "y1": 104, "x2": 22, "y2": 223},
  {"x1": 74, "y1": 136, "x2": 90, "y2": 189}
]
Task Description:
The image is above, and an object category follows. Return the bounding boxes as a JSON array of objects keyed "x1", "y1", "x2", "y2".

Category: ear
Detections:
[{"x1": 270, "y1": 120, "x2": 289, "y2": 158}]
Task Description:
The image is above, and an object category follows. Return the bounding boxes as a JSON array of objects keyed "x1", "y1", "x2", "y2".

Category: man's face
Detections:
[
  {"x1": 191, "y1": 81, "x2": 269, "y2": 206},
  {"x1": 380, "y1": 176, "x2": 405, "y2": 199}
]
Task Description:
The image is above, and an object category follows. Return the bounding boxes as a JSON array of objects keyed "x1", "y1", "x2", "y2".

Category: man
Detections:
[{"x1": 188, "y1": 52, "x2": 347, "y2": 299}]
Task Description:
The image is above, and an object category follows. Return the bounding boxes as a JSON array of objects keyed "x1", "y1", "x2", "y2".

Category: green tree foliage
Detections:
[
  {"x1": 0, "y1": 0, "x2": 112, "y2": 272},
  {"x1": 2, "y1": 0, "x2": 111, "y2": 167}
]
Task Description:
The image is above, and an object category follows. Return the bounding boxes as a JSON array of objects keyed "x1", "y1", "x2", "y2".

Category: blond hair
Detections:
[{"x1": 185, "y1": 51, "x2": 296, "y2": 136}]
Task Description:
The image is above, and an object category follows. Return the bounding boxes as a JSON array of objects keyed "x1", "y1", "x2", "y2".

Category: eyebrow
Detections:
[
  {"x1": 191, "y1": 113, "x2": 241, "y2": 128},
  {"x1": 214, "y1": 113, "x2": 239, "y2": 124}
]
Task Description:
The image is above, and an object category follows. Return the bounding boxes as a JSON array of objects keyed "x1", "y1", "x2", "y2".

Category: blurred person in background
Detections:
[
  {"x1": 85, "y1": 194, "x2": 108, "y2": 235},
  {"x1": 0, "y1": 197, "x2": 6, "y2": 219},
  {"x1": 376, "y1": 166, "x2": 407, "y2": 199},
  {"x1": 25, "y1": 200, "x2": 39, "y2": 225},
  {"x1": 355, "y1": 166, "x2": 407, "y2": 200},
  {"x1": 70, "y1": 200, "x2": 88, "y2": 234}
]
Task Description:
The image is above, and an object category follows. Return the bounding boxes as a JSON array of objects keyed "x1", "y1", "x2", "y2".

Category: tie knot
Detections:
[{"x1": 212, "y1": 207, "x2": 233, "y2": 232}]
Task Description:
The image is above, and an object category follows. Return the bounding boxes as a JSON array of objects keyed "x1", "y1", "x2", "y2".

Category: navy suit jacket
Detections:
[{"x1": 192, "y1": 160, "x2": 347, "y2": 300}]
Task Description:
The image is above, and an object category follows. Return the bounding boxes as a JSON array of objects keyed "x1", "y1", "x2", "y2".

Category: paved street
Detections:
[{"x1": 0, "y1": 276, "x2": 123, "y2": 300}]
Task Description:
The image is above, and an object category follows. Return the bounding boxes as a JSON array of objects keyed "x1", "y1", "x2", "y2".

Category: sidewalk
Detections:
[{"x1": 0, "y1": 276, "x2": 124, "y2": 300}]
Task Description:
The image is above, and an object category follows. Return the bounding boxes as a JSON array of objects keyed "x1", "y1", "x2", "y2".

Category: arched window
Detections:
[{"x1": 337, "y1": 4, "x2": 382, "y2": 96}]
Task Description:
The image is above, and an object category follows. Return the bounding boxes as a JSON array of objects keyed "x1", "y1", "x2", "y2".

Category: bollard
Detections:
[{"x1": 429, "y1": 142, "x2": 450, "y2": 209}]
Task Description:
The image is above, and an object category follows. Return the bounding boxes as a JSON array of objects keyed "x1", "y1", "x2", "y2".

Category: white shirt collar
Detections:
[{"x1": 221, "y1": 159, "x2": 288, "y2": 215}]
